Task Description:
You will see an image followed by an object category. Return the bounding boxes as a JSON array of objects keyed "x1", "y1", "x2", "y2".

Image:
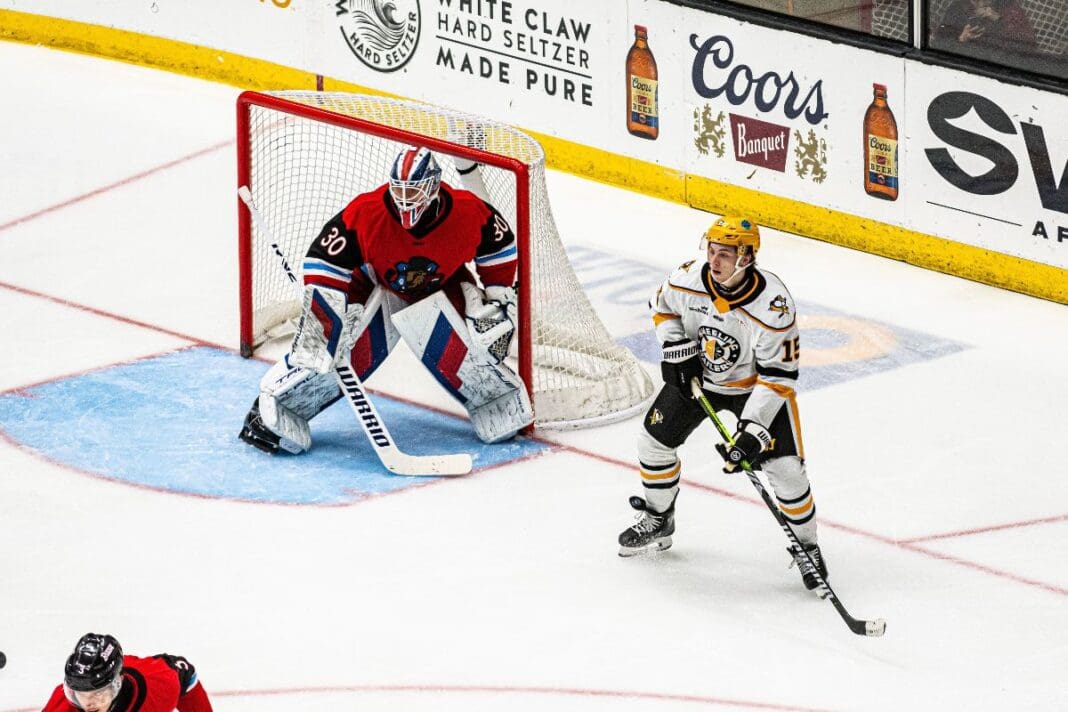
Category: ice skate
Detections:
[
  {"x1": 788, "y1": 543, "x2": 829, "y2": 596},
  {"x1": 618, "y1": 495, "x2": 675, "y2": 557},
  {"x1": 238, "y1": 398, "x2": 281, "y2": 454}
]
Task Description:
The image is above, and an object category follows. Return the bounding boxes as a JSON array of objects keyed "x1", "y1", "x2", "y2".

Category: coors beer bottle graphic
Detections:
[
  {"x1": 626, "y1": 25, "x2": 658, "y2": 140},
  {"x1": 864, "y1": 83, "x2": 898, "y2": 200}
]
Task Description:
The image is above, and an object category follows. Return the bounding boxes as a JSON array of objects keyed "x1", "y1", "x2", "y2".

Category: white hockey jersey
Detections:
[{"x1": 652, "y1": 260, "x2": 800, "y2": 429}]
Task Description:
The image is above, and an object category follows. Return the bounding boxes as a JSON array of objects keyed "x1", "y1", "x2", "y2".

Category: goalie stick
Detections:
[
  {"x1": 238, "y1": 185, "x2": 473, "y2": 477},
  {"x1": 689, "y1": 378, "x2": 886, "y2": 638}
]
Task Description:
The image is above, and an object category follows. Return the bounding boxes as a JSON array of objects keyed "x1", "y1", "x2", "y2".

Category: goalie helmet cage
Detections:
[{"x1": 237, "y1": 90, "x2": 654, "y2": 429}]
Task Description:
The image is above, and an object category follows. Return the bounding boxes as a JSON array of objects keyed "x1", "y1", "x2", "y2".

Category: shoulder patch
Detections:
[
  {"x1": 769, "y1": 294, "x2": 791, "y2": 318},
  {"x1": 679, "y1": 259, "x2": 695, "y2": 272}
]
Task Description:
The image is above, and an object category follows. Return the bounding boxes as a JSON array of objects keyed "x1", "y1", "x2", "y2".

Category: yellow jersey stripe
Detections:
[
  {"x1": 640, "y1": 463, "x2": 681, "y2": 481},
  {"x1": 757, "y1": 378, "x2": 796, "y2": 399},
  {"x1": 653, "y1": 312, "x2": 680, "y2": 326}
]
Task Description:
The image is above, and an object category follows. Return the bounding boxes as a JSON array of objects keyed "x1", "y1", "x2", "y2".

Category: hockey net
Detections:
[{"x1": 237, "y1": 90, "x2": 653, "y2": 429}]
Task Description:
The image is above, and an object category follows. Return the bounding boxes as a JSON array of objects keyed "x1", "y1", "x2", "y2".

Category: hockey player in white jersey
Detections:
[{"x1": 617, "y1": 216, "x2": 828, "y2": 592}]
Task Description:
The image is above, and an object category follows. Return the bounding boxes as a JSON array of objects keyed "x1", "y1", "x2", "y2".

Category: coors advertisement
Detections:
[
  {"x1": 626, "y1": 24, "x2": 659, "y2": 140},
  {"x1": 729, "y1": 114, "x2": 789, "y2": 172},
  {"x1": 689, "y1": 31, "x2": 830, "y2": 185},
  {"x1": 864, "y1": 83, "x2": 899, "y2": 201}
]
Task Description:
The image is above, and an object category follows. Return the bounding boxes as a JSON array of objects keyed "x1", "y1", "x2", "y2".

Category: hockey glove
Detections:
[
  {"x1": 660, "y1": 339, "x2": 702, "y2": 393},
  {"x1": 446, "y1": 122, "x2": 488, "y2": 183},
  {"x1": 484, "y1": 284, "x2": 517, "y2": 320},
  {"x1": 715, "y1": 420, "x2": 773, "y2": 473},
  {"x1": 461, "y1": 282, "x2": 516, "y2": 365}
]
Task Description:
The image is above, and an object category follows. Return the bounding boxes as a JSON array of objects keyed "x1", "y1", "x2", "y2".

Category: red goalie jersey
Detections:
[
  {"x1": 301, "y1": 181, "x2": 517, "y2": 310},
  {"x1": 43, "y1": 654, "x2": 213, "y2": 712}
]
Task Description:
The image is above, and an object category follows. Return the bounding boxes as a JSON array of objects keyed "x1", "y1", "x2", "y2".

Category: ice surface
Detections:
[{"x1": 1, "y1": 41, "x2": 1067, "y2": 712}]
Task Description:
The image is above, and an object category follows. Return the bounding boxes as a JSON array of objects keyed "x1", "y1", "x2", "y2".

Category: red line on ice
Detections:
[
  {"x1": 0, "y1": 139, "x2": 232, "y2": 233},
  {"x1": 900, "y1": 512, "x2": 1068, "y2": 543},
  {"x1": 212, "y1": 683, "x2": 835, "y2": 710}
]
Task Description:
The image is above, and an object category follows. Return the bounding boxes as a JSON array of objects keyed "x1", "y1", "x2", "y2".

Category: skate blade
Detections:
[{"x1": 618, "y1": 536, "x2": 672, "y2": 558}]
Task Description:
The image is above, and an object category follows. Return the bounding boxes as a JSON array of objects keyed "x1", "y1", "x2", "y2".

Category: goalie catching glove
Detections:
[
  {"x1": 461, "y1": 282, "x2": 517, "y2": 365},
  {"x1": 446, "y1": 120, "x2": 491, "y2": 201},
  {"x1": 715, "y1": 420, "x2": 773, "y2": 473},
  {"x1": 289, "y1": 285, "x2": 364, "y2": 374}
]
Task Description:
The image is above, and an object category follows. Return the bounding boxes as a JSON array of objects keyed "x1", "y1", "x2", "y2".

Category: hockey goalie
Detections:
[{"x1": 238, "y1": 146, "x2": 534, "y2": 454}]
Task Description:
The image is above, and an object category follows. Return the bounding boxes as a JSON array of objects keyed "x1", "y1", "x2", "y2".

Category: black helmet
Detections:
[{"x1": 64, "y1": 633, "x2": 124, "y2": 706}]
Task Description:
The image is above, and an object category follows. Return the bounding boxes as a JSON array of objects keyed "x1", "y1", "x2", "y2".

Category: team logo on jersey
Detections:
[
  {"x1": 769, "y1": 294, "x2": 790, "y2": 318},
  {"x1": 336, "y1": 0, "x2": 421, "y2": 73},
  {"x1": 698, "y1": 326, "x2": 741, "y2": 373},
  {"x1": 385, "y1": 256, "x2": 442, "y2": 296}
]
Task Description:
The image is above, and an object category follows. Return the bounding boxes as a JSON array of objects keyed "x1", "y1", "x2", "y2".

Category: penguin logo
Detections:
[{"x1": 769, "y1": 294, "x2": 790, "y2": 318}]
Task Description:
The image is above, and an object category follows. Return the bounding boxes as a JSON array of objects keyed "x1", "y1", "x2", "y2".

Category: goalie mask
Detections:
[
  {"x1": 63, "y1": 633, "x2": 124, "y2": 711},
  {"x1": 389, "y1": 146, "x2": 442, "y2": 229}
]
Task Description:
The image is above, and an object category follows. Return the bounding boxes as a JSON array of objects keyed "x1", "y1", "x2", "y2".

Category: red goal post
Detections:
[{"x1": 236, "y1": 91, "x2": 653, "y2": 429}]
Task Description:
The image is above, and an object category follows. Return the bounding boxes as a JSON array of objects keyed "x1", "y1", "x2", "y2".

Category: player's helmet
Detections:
[
  {"x1": 703, "y1": 216, "x2": 760, "y2": 262},
  {"x1": 389, "y1": 146, "x2": 442, "y2": 229},
  {"x1": 63, "y1": 633, "x2": 124, "y2": 710}
]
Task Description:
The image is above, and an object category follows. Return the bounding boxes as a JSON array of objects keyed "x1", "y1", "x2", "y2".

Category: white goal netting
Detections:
[{"x1": 240, "y1": 91, "x2": 653, "y2": 429}]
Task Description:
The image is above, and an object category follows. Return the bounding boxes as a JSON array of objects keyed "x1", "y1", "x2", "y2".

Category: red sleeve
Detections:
[
  {"x1": 42, "y1": 684, "x2": 73, "y2": 711},
  {"x1": 176, "y1": 681, "x2": 213, "y2": 712}
]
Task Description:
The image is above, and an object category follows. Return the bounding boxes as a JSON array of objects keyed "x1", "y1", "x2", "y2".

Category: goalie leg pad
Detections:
[
  {"x1": 290, "y1": 285, "x2": 349, "y2": 374},
  {"x1": 345, "y1": 287, "x2": 402, "y2": 380},
  {"x1": 392, "y1": 290, "x2": 533, "y2": 443},
  {"x1": 258, "y1": 391, "x2": 312, "y2": 454},
  {"x1": 250, "y1": 287, "x2": 403, "y2": 454},
  {"x1": 255, "y1": 359, "x2": 337, "y2": 454}
]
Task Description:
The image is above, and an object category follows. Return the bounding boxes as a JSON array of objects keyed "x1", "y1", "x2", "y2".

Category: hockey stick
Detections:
[
  {"x1": 689, "y1": 378, "x2": 886, "y2": 637},
  {"x1": 238, "y1": 186, "x2": 473, "y2": 476}
]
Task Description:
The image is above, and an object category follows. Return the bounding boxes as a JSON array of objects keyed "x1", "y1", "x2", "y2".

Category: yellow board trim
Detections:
[
  {"x1": 4, "y1": 8, "x2": 1066, "y2": 305},
  {"x1": 0, "y1": 9, "x2": 318, "y2": 91}
]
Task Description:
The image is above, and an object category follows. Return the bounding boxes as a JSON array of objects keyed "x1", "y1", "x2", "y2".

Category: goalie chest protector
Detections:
[{"x1": 336, "y1": 183, "x2": 513, "y2": 303}]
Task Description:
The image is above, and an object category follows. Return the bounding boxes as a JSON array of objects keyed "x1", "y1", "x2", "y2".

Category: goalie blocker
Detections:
[{"x1": 240, "y1": 282, "x2": 533, "y2": 453}]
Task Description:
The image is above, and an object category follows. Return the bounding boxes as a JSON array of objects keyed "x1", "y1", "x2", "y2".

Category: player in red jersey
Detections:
[
  {"x1": 240, "y1": 145, "x2": 533, "y2": 451},
  {"x1": 42, "y1": 633, "x2": 212, "y2": 712}
]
